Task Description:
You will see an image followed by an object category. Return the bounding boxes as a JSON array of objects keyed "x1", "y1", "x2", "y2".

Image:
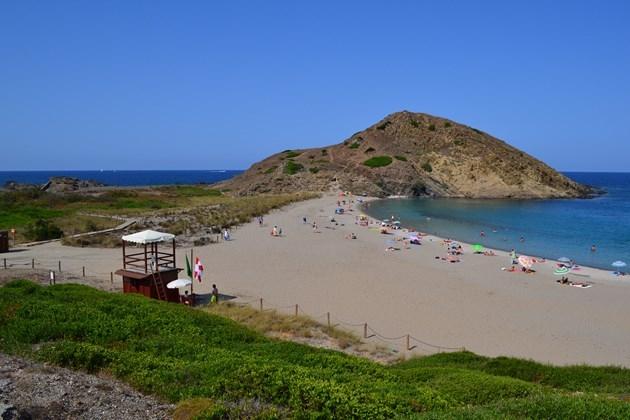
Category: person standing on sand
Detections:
[
  {"x1": 312, "y1": 221, "x2": 318, "y2": 232},
  {"x1": 510, "y1": 249, "x2": 517, "y2": 265},
  {"x1": 211, "y1": 284, "x2": 219, "y2": 304},
  {"x1": 303, "y1": 216, "x2": 307, "y2": 224}
]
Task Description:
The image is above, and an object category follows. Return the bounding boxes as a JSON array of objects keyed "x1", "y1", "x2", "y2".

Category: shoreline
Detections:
[{"x1": 360, "y1": 195, "x2": 622, "y2": 273}]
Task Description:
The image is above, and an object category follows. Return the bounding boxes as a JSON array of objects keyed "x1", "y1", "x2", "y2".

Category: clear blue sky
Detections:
[{"x1": 1, "y1": 1, "x2": 629, "y2": 171}]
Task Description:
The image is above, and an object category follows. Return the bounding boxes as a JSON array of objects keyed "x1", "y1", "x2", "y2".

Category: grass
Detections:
[
  {"x1": 394, "y1": 155, "x2": 408, "y2": 162},
  {"x1": 363, "y1": 156, "x2": 393, "y2": 168},
  {"x1": 283, "y1": 160, "x2": 304, "y2": 175},
  {"x1": 2, "y1": 281, "x2": 629, "y2": 418}
]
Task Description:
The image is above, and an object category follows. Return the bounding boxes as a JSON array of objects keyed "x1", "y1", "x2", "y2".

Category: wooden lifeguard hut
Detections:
[{"x1": 115, "y1": 230, "x2": 182, "y2": 302}]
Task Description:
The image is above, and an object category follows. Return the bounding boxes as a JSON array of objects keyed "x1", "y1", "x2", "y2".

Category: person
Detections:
[
  {"x1": 480, "y1": 231, "x2": 486, "y2": 237},
  {"x1": 223, "y1": 229, "x2": 230, "y2": 241},
  {"x1": 182, "y1": 290, "x2": 191, "y2": 306},
  {"x1": 510, "y1": 249, "x2": 517, "y2": 265},
  {"x1": 210, "y1": 284, "x2": 219, "y2": 304},
  {"x1": 303, "y1": 216, "x2": 307, "y2": 224},
  {"x1": 258, "y1": 216, "x2": 263, "y2": 227},
  {"x1": 312, "y1": 221, "x2": 318, "y2": 232},
  {"x1": 271, "y1": 226, "x2": 278, "y2": 236},
  {"x1": 591, "y1": 244, "x2": 597, "y2": 252},
  {"x1": 520, "y1": 236, "x2": 525, "y2": 243}
]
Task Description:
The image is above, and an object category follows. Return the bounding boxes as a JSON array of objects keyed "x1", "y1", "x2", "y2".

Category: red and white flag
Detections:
[{"x1": 193, "y1": 257, "x2": 204, "y2": 282}]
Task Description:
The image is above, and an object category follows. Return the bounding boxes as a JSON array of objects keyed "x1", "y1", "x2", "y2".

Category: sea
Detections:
[
  {"x1": 363, "y1": 172, "x2": 630, "y2": 271},
  {"x1": 0, "y1": 170, "x2": 242, "y2": 187}
]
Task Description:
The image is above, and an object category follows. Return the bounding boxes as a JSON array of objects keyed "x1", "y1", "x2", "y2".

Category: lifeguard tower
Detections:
[{"x1": 115, "y1": 230, "x2": 182, "y2": 302}]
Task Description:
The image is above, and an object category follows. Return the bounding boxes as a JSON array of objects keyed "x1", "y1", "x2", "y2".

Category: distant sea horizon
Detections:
[{"x1": 0, "y1": 170, "x2": 243, "y2": 187}]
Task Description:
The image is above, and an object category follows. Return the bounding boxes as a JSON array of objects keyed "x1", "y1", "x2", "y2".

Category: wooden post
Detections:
[
  {"x1": 110, "y1": 272, "x2": 113, "y2": 284},
  {"x1": 3, "y1": 258, "x2": 6, "y2": 269},
  {"x1": 122, "y1": 239, "x2": 126, "y2": 269},
  {"x1": 58, "y1": 260, "x2": 61, "y2": 272},
  {"x1": 406, "y1": 334, "x2": 410, "y2": 351},
  {"x1": 31, "y1": 258, "x2": 34, "y2": 269},
  {"x1": 144, "y1": 244, "x2": 147, "y2": 273},
  {"x1": 295, "y1": 304, "x2": 298, "y2": 317},
  {"x1": 172, "y1": 238, "x2": 176, "y2": 268},
  {"x1": 82, "y1": 266, "x2": 85, "y2": 277},
  {"x1": 363, "y1": 323, "x2": 368, "y2": 339},
  {"x1": 327, "y1": 312, "x2": 330, "y2": 330},
  {"x1": 259, "y1": 298, "x2": 263, "y2": 311}
]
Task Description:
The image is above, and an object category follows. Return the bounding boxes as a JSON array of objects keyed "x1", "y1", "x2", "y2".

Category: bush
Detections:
[
  {"x1": 444, "y1": 122, "x2": 452, "y2": 128},
  {"x1": 376, "y1": 121, "x2": 391, "y2": 130},
  {"x1": 409, "y1": 120, "x2": 420, "y2": 128},
  {"x1": 264, "y1": 166, "x2": 277, "y2": 174},
  {"x1": 394, "y1": 155, "x2": 407, "y2": 162},
  {"x1": 284, "y1": 151, "x2": 302, "y2": 159},
  {"x1": 349, "y1": 142, "x2": 360, "y2": 149},
  {"x1": 363, "y1": 156, "x2": 393, "y2": 168},
  {"x1": 283, "y1": 160, "x2": 304, "y2": 175},
  {"x1": 422, "y1": 162, "x2": 433, "y2": 172},
  {"x1": 321, "y1": 149, "x2": 328, "y2": 156},
  {"x1": 428, "y1": 124, "x2": 436, "y2": 131},
  {"x1": 308, "y1": 167, "x2": 320, "y2": 174},
  {"x1": 24, "y1": 219, "x2": 64, "y2": 241}
]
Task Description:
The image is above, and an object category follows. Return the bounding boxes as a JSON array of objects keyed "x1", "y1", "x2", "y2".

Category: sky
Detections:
[{"x1": 1, "y1": 1, "x2": 629, "y2": 172}]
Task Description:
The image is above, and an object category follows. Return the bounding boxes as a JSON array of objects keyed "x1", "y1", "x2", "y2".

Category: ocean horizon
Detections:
[{"x1": 0, "y1": 169, "x2": 243, "y2": 187}]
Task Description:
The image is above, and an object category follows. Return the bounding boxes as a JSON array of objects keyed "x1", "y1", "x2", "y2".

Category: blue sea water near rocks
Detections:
[
  {"x1": 0, "y1": 170, "x2": 242, "y2": 187},
  {"x1": 363, "y1": 172, "x2": 630, "y2": 270}
]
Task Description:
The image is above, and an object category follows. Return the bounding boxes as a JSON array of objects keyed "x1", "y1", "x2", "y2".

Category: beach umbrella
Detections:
[
  {"x1": 612, "y1": 261, "x2": 627, "y2": 268},
  {"x1": 553, "y1": 267, "x2": 570, "y2": 276},
  {"x1": 558, "y1": 257, "x2": 571, "y2": 263},
  {"x1": 167, "y1": 278, "x2": 192, "y2": 289},
  {"x1": 518, "y1": 255, "x2": 534, "y2": 269},
  {"x1": 393, "y1": 221, "x2": 401, "y2": 225},
  {"x1": 472, "y1": 244, "x2": 484, "y2": 254}
]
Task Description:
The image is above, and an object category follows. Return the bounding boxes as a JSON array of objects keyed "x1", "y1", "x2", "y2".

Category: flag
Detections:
[
  {"x1": 185, "y1": 255, "x2": 192, "y2": 278},
  {"x1": 193, "y1": 257, "x2": 204, "y2": 282}
]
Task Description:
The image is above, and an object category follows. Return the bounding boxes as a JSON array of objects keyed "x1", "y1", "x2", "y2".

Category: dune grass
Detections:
[{"x1": 1, "y1": 280, "x2": 629, "y2": 419}]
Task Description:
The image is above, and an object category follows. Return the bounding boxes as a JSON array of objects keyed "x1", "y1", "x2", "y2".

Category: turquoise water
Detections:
[{"x1": 363, "y1": 173, "x2": 630, "y2": 270}]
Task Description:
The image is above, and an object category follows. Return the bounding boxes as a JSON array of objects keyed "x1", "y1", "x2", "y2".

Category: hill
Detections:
[
  {"x1": 1, "y1": 281, "x2": 629, "y2": 418},
  {"x1": 221, "y1": 111, "x2": 592, "y2": 198}
]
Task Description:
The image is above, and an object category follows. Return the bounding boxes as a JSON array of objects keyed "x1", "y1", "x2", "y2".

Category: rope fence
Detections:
[{"x1": 3, "y1": 256, "x2": 465, "y2": 354}]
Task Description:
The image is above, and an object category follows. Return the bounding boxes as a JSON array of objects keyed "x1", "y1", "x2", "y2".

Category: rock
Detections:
[
  {"x1": 219, "y1": 111, "x2": 593, "y2": 199},
  {"x1": 41, "y1": 177, "x2": 105, "y2": 193}
]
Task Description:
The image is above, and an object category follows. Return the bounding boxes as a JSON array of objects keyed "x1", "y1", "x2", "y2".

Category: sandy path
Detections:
[{"x1": 5, "y1": 195, "x2": 630, "y2": 367}]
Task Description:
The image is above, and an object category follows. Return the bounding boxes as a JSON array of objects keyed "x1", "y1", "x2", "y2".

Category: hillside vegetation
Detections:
[
  {"x1": 1, "y1": 281, "x2": 629, "y2": 419},
  {"x1": 0, "y1": 187, "x2": 316, "y2": 246},
  {"x1": 220, "y1": 111, "x2": 592, "y2": 199}
]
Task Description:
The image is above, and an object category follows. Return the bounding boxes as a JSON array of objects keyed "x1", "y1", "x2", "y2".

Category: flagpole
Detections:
[{"x1": 190, "y1": 248, "x2": 194, "y2": 296}]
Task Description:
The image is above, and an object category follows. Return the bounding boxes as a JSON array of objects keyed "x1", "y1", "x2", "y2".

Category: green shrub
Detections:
[
  {"x1": 24, "y1": 219, "x2": 64, "y2": 241},
  {"x1": 444, "y1": 122, "x2": 452, "y2": 128},
  {"x1": 283, "y1": 160, "x2": 304, "y2": 175},
  {"x1": 428, "y1": 124, "x2": 436, "y2": 131},
  {"x1": 264, "y1": 166, "x2": 277, "y2": 174},
  {"x1": 284, "y1": 151, "x2": 302, "y2": 159},
  {"x1": 376, "y1": 121, "x2": 391, "y2": 130},
  {"x1": 394, "y1": 155, "x2": 407, "y2": 162},
  {"x1": 363, "y1": 156, "x2": 393, "y2": 168},
  {"x1": 409, "y1": 120, "x2": 420, "y2": 128},
  {"x1": 422, "y1": 162, "x2": 433, "y2": 172},
  {"x1": 321, "y1": 149, "x2": 328, "y2": 156},
  {"x1": 349, "y1": 142, "x2": 360, "y2": 149},
  {"x1": 308, "y1": 167, "x2": 320, "y2": 174}
]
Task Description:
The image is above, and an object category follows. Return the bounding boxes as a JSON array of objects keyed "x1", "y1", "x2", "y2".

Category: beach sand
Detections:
[{"x1": 5, "y1": 194, "x2": 630, "y2": 367}]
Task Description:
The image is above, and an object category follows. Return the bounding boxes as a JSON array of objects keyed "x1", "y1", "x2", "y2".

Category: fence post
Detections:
[
  {"x1": 58, "y1": 260, "x2": 61, "y2": 272},
  {"x1": 31, "y1": 258, "x2": 34, "y2": 269},
  {"x1": 3, "y1": 258, "x2": 5, "y2": 269},
  {"x1": 259, "y1": 298, "x2": 263, "y2": 311},
  {"x1": 82, "y1": 266, "x2": 85, "y2": 277},
  {"x1": 327, "y1": 312, "x2": 330, "y2": 330},
  {"x1": 295, "y1": 304, "x2": 298, "y2": 317},
  {"x1": 406, "y1": 334, "x2": 410, "y2": 351},
  {"x1": 363, "y1": 323, "x2": 368, "y2": 339},
  {"x1": 110, "y1": 272, "x2": 114, "y2": 284}
]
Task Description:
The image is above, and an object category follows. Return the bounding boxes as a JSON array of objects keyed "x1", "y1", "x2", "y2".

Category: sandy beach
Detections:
[{"x1": 4, "y1": 194, "x2": 630, "y2": 367}]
